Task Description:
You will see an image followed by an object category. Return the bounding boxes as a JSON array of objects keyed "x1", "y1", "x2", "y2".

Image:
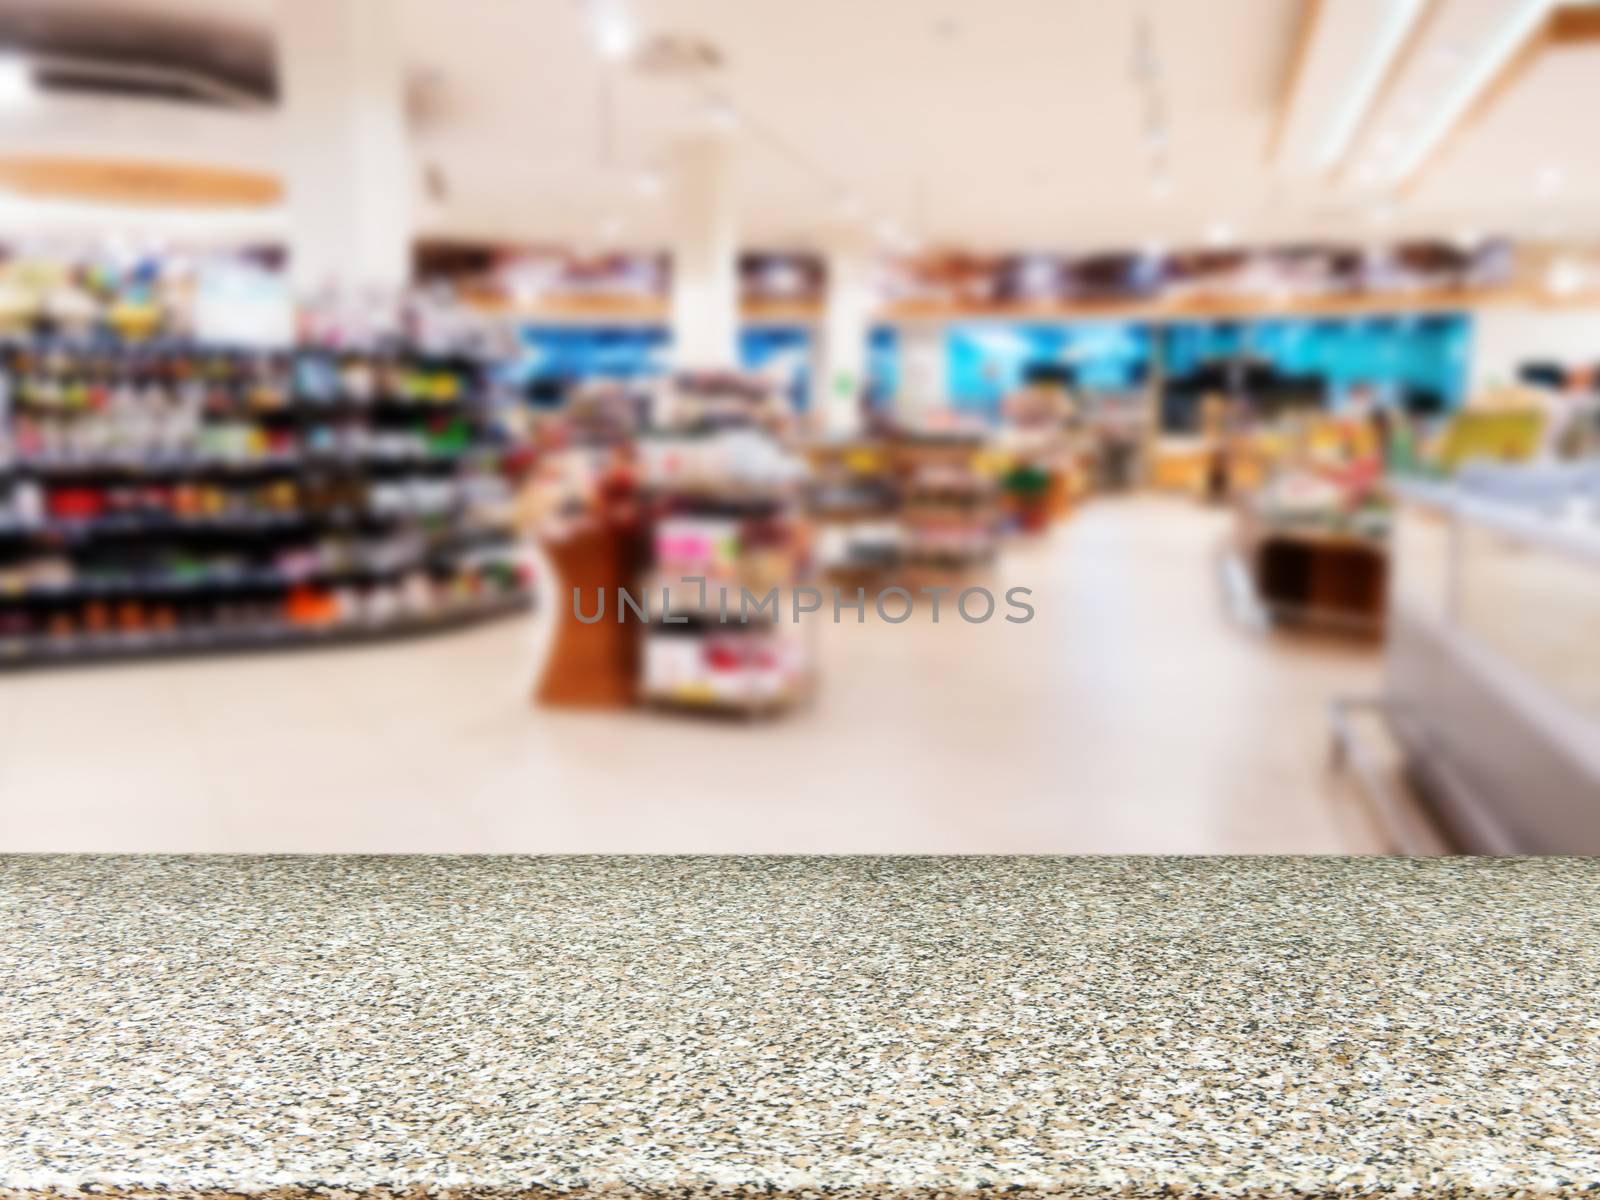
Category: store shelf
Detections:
[
  {"x1": 0, "y1": 509, "x2": 468, "y2": 541},
  {"x1": 1, "y1": 339, "x2": 526, "y2": 667},
  {"x1": 0, "y1": 449, "x2": 475, "y2": 479},
  {"x1": 0, "y1": 591, "x2": 531, "y2": 671},
  {"x1": 0, "y1": 553, "x2": 511, "y2": 603}
]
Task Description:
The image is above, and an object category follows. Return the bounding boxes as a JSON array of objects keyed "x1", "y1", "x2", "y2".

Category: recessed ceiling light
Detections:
[
  {"x1": 1454, "y1": 227, "x2": 1483, "y2": 249},
  {"x1": 1205, "y1": 221, "x2": 1235, "y2": 247},
  {"x1": 0, "y1": 51, "x2": 35, "y2": 108},
  {"x1": 585, "y1": 0, "x2": 635, "y2": 61},
  {"x1": 632, "y1": 168, "x2": 663, "y2": 198},
  {"x1": 1545, "y1": 257, "x2": 1585, "y2": 296},
  {"x1": 703, "y1": 97, "x2": 739, "y2": 132},
  {"x1": 1537, "y1": 164, "x2": 1565, "y2": 196}
]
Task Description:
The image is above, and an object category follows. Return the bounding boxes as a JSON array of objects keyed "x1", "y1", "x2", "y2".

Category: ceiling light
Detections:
[
  {"x1": 1205, "y1": 221, "x2": 1236, "y2": 247},
  {"x1": 632, "y1": 168, "x2": 663, "y2": 198},
  {"x1": 585, "y1": 0, "x2": 635, "y2": 61},
  {"x1": 0, "y1": 51, "x2": 36, "y2": 108},
  {"x1": 702, "y1": 97, "x2": 739, "y2": 132},
  {"x1": 1545, "y1": 257, "x2": 1585, "y2": 297},
  {"x1": 1390, "y1": 0, "x2": 1558, "y2": 183},
  {"x1": 1317, "y1": 0, "x2": 1427, "y2": 170},
  {"x1": 1536, "y1": 164, "x2": 1565, "y2": 196},
  {"x1": 1454, "y1": 227, "x2": 1483, "y2": 250},
  {"x1": 1142, "y1": 239, "x2": 1167, "y2": 260}
]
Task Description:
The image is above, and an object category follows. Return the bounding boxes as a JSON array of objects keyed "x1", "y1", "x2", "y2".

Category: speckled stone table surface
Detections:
[{"x1": 3, "y1": 856, "x2": 1600, "y2": 1200}]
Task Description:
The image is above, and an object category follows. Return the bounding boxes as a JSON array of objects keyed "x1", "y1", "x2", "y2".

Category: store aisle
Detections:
[{"x1": 0, "y1": 498, "x2": 1386, "y2": 853}]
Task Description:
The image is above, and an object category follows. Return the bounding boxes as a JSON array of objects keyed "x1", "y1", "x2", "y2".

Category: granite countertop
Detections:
[{"x1": 3, "y1": 856, "x2": 1600, "y2": 1200}]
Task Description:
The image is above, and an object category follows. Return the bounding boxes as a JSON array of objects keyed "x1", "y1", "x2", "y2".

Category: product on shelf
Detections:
[
  {"x1": 0, "y1": 338, "x2": 533, "y2": 667},
  {"x1": 640, "y1": 617, "x2": 809, "y2": 710}
]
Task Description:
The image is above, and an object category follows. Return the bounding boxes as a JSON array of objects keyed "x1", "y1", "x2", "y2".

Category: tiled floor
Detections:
[{"x1": 0, "y1": 497, "x2": 1388, "y2": 852}]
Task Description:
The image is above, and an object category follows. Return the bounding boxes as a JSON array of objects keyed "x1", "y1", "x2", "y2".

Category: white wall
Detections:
[{"x1": 1471, "y1": 306, "x2": 1600, "y2": 395}]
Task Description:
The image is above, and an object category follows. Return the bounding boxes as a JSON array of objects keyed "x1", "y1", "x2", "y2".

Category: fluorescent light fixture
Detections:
[
  {"x1": 0, "y1": 50, "x2": 35, "y2": 108},
  {"x1": 585, "y1": 0, "x2": 634, "y2": 61},
  {"x1": 1317, "y1": 0, "x2": 1427, "y2": 171},
  {"x1": 1389, "y1": 0, "x2": 1559, "y2": 183}
]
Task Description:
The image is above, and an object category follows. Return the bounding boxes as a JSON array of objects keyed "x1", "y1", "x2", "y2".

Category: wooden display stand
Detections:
[
  {"x1": 1237, "y1": 507, "x2": 1387, "y2": 635},
  {"x1": 535, "y1": 525, "x2": 640, "y2": 708}
]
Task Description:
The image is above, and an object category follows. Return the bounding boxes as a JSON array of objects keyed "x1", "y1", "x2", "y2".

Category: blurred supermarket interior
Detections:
[{"x1": 0, "y1": 0, "x2": 1597, "y2": 853}]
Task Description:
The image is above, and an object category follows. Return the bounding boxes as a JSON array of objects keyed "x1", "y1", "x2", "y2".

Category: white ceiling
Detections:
[
  {"x1": 2, "y1": 0, "x2": 1599, "y2": 254},
  {"x1": 409, "y1": 0, "x2": 1302, "y2": 251}
]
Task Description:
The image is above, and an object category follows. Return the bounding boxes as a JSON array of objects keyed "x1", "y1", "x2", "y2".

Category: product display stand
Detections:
[
  {"x1": 634, "y1": 374, "x2": 815, "y2": 717},
  {"x1": 534, "y1": 521, "x2": 640, "y2": 708},
  {"x1": 806, "y1": 437, "x2": 899, "y2": 585},
  {"x1": 893, "y1": 432, "x2": 1000, "y2": 579},
  {"x1": 1234, "y1": 500, "x2": 1388, "y2": 634}
]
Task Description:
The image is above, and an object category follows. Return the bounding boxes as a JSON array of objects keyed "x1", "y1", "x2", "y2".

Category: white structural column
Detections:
[
  {"x1": 897, "y1": 323, "x2": 949, "y2": 421},
  {"x1": 277, "y1": 0, "x2": 413, "y2": 305},
  {"x1": 669, "y1": 133, "x2": 739, "y2": 370},
  {"x1": 814, "y1": 234, "x2": 875, "y2": 436}
]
